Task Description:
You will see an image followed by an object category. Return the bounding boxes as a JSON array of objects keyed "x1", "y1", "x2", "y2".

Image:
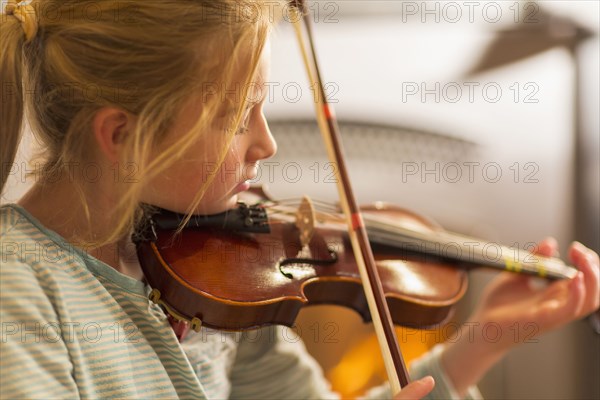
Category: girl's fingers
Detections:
[
  {"x1": 534, "y1": 237, "x2": 558, "y2": 257},
  {"x1": 569, "y1": 242, "x2": 600, "y2": 316},
  {"x1": 394, "y1": 377, "x2": 435, "y2": 400},
  {"x1": 533, "y1": 273, "x2": 585, "y2": 330}
]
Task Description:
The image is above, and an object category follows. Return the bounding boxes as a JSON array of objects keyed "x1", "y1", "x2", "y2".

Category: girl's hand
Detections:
[
  {"x1": 393, "y1": 377, "x2": 435, "y2": 400},
  {"x1": 469, "y1": 238, "x2": 599, "y2": 356},
  {"x1": 440, "y1": 238, "x2": 599, "y2": 397}
]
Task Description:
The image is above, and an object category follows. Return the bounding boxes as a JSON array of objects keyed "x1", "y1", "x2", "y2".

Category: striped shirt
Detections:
[{"x1": 1, "y1": 203, "x2": 481, "y2": 399}]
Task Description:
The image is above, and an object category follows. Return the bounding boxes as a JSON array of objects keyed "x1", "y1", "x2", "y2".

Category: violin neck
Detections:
[{"x1": 363, "y1": 215, "x2": 578, "y2": 280}]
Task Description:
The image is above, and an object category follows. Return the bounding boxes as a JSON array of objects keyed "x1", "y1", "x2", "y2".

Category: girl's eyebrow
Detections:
[
  {"x1": 217, "y1": 78, "x2": 266, "y2": 118},
  {"x1": 246, "y1": 82, "x2": 268, "y2": 106}
]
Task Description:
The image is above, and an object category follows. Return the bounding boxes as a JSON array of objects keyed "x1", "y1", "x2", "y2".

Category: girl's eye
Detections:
[{"x1": 236, "y1": 107, "x2": 253, "y2": 135}]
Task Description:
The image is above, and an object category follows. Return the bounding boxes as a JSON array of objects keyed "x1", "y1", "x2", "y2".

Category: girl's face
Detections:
[{"x1": 142, "y1": 44, "x2": 276, "y2": 215}]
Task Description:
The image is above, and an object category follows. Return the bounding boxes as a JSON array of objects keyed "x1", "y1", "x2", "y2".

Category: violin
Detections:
[
  {"x1": 132, "y1": 1, "x2": 593, "y2": 392},
  {"x1": 132, "y1": 185, "x2": 578, "y2": 333}
]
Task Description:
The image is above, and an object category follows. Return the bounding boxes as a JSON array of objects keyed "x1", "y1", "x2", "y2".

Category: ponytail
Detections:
[{"x1": 0, "y1": 13, "x2": 26, "y2": 195}]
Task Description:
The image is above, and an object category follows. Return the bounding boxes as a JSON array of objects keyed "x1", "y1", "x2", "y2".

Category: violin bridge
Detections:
[{"x1": 295, "y1": 196, "x2": 316, "y2": 249}]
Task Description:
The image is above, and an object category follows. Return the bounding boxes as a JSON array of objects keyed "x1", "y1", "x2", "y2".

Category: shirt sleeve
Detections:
[
  {"x1": 0, "y1": 259, "x2": 79, "y2": 399},
  {"x1": 360, "y1": 344, "x2": 483, "y2": 400},
  {"x1": 228, "y1": 323, "x2": 481, "y2": 400},
  {"x1": 228, "y1": 325, "x2": 340, "y2": 399},
  {"x1": 410, "y1": 344, "x2": 483, "y2": 400}
]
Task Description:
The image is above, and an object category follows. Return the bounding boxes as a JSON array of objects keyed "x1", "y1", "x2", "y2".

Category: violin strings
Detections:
[
  {"x1": 255, "y1": 199, "x2": 571, "y2": 277},
  {"x1": 365, "y1": 216, "x2": 572, "y2": 277}
]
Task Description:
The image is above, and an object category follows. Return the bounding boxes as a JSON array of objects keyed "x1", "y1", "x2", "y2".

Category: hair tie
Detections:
[{"x1": 5, "y1": 0, "x2": 38, "y2": 42}]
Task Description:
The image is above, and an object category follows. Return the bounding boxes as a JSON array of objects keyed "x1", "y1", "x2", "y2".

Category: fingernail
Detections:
[
  {"x1": 419, "y1": 376, "x2": 435, "y2": 385},
  {"x1": 569, "y1": 272, "x2": 581, "y2": 286}
]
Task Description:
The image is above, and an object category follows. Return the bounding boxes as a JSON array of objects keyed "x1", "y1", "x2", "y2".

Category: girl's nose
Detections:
[{"x1": 246, "y1": 114, "x2": 277, "y2": 162}]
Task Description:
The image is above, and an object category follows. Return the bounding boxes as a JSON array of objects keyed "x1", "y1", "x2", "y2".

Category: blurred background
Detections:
[
  {"x1": 259, "y1": 1, "x2": 599, "y2": 399},
  {"x1": 2, "y1": 0, "x2": 598, "y2": 399}
]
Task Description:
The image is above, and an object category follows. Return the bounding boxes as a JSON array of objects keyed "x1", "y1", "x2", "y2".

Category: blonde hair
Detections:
[{"x1": 1, "y1": 0, "x2": 283, "y2": 248}]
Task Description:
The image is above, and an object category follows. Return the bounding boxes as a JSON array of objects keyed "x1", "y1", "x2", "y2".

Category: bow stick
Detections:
[{"x1": 288, "y1": 1, "x2": 410, "y2": 393}]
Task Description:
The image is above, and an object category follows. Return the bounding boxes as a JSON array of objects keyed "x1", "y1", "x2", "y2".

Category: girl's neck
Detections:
[{"x1": 17, "y1": 179, "x2": 144, "y2": 281}]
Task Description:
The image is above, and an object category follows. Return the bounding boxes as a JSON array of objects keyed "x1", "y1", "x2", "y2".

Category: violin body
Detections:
[{"x1": 134, "y1": 188, "x2": 468, "y2": 332}]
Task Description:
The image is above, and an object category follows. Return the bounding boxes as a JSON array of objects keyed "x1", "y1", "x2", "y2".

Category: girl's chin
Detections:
[
  {"x1": 199, "y1": 195, "x2": 240, "y2": 215},
  {"x1": 164, "y1": 190, "x2": 246, "y2": 216}
]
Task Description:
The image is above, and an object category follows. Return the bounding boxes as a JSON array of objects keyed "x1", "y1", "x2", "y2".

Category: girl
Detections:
[{"x1": 1, "y1": 1, "x2": 598, "y2": 399}]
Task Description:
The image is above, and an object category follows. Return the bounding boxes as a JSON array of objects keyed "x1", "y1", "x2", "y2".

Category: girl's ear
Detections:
[{"x1": 92, "y1": 107, "x2": 135, "y2": 163}]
